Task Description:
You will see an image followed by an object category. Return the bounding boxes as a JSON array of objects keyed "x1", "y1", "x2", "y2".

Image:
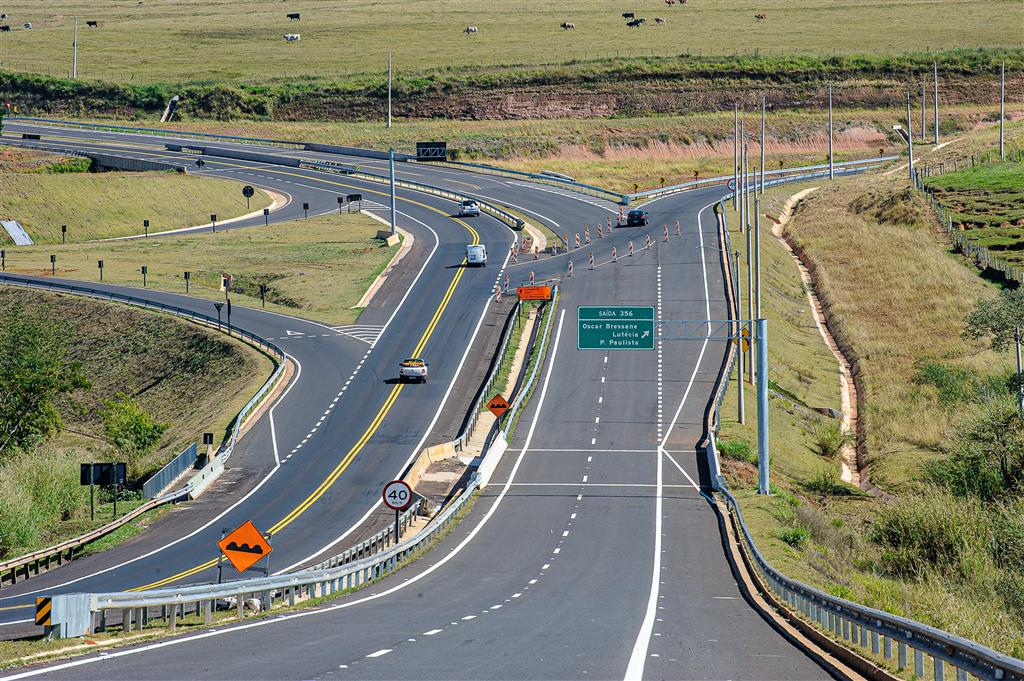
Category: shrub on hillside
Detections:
[
  {"x1": 101, "y1": 393, "x2": 168, "y2": 469},
  {"x1": 718, "y1": 439, "x2": 756, "y2": 464},
  {"x1": 811, "y1": 420, "x2": 853, "y2": 460}
]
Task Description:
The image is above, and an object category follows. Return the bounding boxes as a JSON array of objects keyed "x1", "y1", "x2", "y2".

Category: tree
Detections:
[
  {"x1": 101, "y1": 393, "x2": 168, "y2": 465},
  {"x1": 0, "y1": 304, "x2": 89, "y2": 457},
  {"x1": 964, "y1": 288, "x2": 1024, "y2": 412}
]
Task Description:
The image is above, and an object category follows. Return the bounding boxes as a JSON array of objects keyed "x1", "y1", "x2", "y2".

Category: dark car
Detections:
[{"x1": 625, "y1": 209, "x2": 649, "y2": 226}]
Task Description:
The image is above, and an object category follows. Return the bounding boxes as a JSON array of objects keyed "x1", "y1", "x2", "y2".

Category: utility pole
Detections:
[
  {"x1": 906, "y1": 91, "x2": 914, "y2": 179},
  {"x1": 933, "y1": 61, "x2": 939, "y2": 145},
  {"x1": 734, "y1": 250, "x2": 745, "y2": 425},
  {"x1": 828, "y1": 83, "x2": 834, "y2": 180},
  {"x1": 760, "y1": 96, "x2": 766, "y2": 193},
  {"x1": 739, "y1": 118, "x2": 746, "y2": 233},
  {"x1": 72, "y1": 16, "x2": 78, "y2": 79},
  {"x1": 733, "y1": 104, "x2": 739, "y2": 211},
  {"x1": 754, "y1": 179, "x2": 762, "y2": 320},
  {"x1": 1000, "y1": 61, "x2": 1005, "y2": 161},
  {"x1": 744, "y1": 142, "x2": 754, "y2": 385},
  {"x1": 756, "y1": 318, "x2": 770, "y2": 494},
  {"x1": 389, "y1": 148, "x2": 397, "y2": 237},
  {"x1": 921, "y1": 79, "x2": 926, "y2": 141},
  {"x1": 387, "y1": 49, "x2": 393, "y2": 129},
  {"x1": 1016, "y1": 327, "x2": 1024, "y2": 414}
]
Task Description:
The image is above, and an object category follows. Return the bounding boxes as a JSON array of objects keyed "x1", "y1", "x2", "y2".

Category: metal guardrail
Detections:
[
  {"x1": 0, "y1": 274, "x2": 288, "y2": 586},
  {"x1": 142, "y1": 442, "x2": 198, "y2": 500},
  {"x1": 452, "y1": 300, "x2": 521, "y2": 452},
  {"x1": 435, "y1": 160, "x2": 626, "y2": 204},
  {"x1": 5, "y1": 117, "x2": 306, "y2": 149},
  {"x1": 52, "y1": 474, "x2": 481, "y2": 637},
  {"x1": 703, "y1": 179, "x2": 1024, "y2": 681}
]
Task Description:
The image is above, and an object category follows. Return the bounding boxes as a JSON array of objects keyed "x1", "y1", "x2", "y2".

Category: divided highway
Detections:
[{"x1": 0, "y1": 124, "x2": 834, "y2": 679}]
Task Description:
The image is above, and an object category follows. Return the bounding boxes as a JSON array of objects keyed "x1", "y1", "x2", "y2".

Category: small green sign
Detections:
[{"x1": 577, "y1": 306, "x2": 655, "y2": 350}]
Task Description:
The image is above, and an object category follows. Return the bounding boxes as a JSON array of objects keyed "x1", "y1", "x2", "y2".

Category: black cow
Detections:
[
  {"x1": 626, "y1": 18, "x2": 645, "y2": 27},
  {"x1": 0, "y1": 13, "x2": 6, "y2": 19},
  {"x1": 287, "y1": 12, "x2": 300, "y2": 20},
  {"x1": 86, "y1": 20, "x2": 98, "y2": 27},
  {"x1": 0, "y1": 25, "x2": 10, "y2": 33},
  {"x1": 622, "y1": 12, "x2": 635, "y2": 19}
]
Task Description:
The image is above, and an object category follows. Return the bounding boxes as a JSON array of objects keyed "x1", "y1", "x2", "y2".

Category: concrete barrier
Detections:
[
  {"x1": 476, "y1": 433, "x2": 508, "y2": 488},
  {"x1": 87, "y1": 153, "x2": 186, "y2": 173},
  {"x1": 404, "y1": 441, "x2": 457, "y2": 490},
  {"x1": 304, "y1": 142, "x2": 414, "y2": 161}
]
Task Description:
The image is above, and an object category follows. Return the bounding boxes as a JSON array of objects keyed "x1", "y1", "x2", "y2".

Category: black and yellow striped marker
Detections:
[{"x1": 35, "y1": 597, "x2": 51, "y2": 627}]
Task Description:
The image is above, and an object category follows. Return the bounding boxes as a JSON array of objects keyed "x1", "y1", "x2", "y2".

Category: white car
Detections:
[
  {"x1": 459, "y1": 200, "x2": 481, "y2": 217},
  {"x1": 466, "y1": 244, "x2": 487, "y2": 267},
  {"x1": 399, "y1": 358, "x2": 428, "y2": 383}
]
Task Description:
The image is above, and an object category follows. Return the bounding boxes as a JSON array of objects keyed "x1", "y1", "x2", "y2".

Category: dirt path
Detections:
[{"x1": 769, "y1": 188, "x2": 861, "y2": 487}]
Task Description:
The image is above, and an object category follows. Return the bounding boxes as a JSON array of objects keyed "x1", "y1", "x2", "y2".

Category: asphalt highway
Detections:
[{"x1": 0, "y1": 125, "x2": 833, "y2": 679}]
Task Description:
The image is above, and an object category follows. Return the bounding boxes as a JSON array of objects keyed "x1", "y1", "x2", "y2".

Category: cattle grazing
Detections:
[
  {"x1": 286, "y1": 12, "x2": 300, "y2": 20},
  {"x1": 622, "y1": 12, "x2": 635, "y2": 19},
  {"x1": 0, "y1": 25, "x2": 9, "y2": 33},
  {"x1": 560, "y1": 22, "x2": 576, "y2": 30},
  {"x1": 22, "y1": 23, "x2": 31, "y2": 29},
  {"x1": 626, "y1": 18, "x2": 645, "y2": 27},
  {"x1": 283, "y1": 33, "x2": 301, "y2": 42},
  {"x1": 655, "y1": 17, "x2": 666, "y2": 24},
  {"x1": 755, "y1": 13, "x2": 767, "y2": 21},
  {"x1": 0, "y1": 13, "x2": 6, "y2": 19},
  {"x1": 665, "y1": 0, "x2": 676, "y2": 5},
  {"x1": 86, "y1": 20, "x2": 98, "y2": 28},
  {"x1": 463, "y1": 25, "x2": 478, "y2": 35}
]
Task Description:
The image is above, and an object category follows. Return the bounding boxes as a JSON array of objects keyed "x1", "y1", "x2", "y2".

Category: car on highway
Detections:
[
  {"x1": 625, "y1": 209, "x2": 649, "y2": 226},
  {"x1": 466, "y1": 244, "x2": 488, "y2": 266},
  {"x1": 459, "y1": 199, "x2": 481, "y2": 217},
  {"x1": 399, "y1": 358, "x2": 429, "y2": 383}
]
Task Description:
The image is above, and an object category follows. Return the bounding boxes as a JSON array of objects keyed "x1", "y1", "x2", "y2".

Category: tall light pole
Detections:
[
  {"x1": 733, "y1": 103, "x2": 739, "y2": 211},
  {"x1": 387, "y1": 49, "x2": 393, "y2": 129},
  {"x1": 921, "y1": 79, "x2": 927, "y2": 141},
  {"x1": 1000, "y1": 61, "x2": 1006, "y2": 161},
  {"x1": 72, "y1": 16, "x2": 78, "y2": 79},
  {"x1": 754, "y1": 177, "x2": 762, "y2": 320},
  {"x1": 828, "y1": 83, "x2": 834, "y2": 180},
  {"x1": 906, "y1": 91, "x2": 914, "y2": 179},
  {"x1": 744, "y1": 141, "x2": 754, "y2": 385},
  {"x1": 760, "y1": 96, "x2": 766, "y2": 193},
  {"x1": 733, "y1": 249, "x2": 745, "y2": 425},
  {"x1": 739, "y1": 117, "x2": 746, "y2": 233},
  {"x1": 756, "y1": 318, "x2": 770, "y2": 494},
  {"x1": 389, "y1": 148, "x2": 397, "y2": 237},
  {"x1": 933, "y1": 61, "x2": 939, "y2": 145}
]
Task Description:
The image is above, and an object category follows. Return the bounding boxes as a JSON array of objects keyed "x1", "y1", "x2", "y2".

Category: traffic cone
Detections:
[
  {"x1": 628, "y1": 241, "x2": 634, "y2": 256},
  {"x1": 568, "y1": 260, "x2": 574, "y2": 277},
  {"x1": 612, "y1": 246, "x2": 617, "y2": 262},
  {"x1": 663, "y1": 224, "x2": 669, "y2": 242},
  {"x1": 675, "y1": 220, "x2": 681, "y2": 236},
  {"x1": 598, "y1": 225, "x2": 603, "y2": 239},
  {"x1": 589, "y1": 252, "x2": 594, "y2": 270},
  {"x1": 585, "y1": 227, "x2": 590, "y2": 244}
]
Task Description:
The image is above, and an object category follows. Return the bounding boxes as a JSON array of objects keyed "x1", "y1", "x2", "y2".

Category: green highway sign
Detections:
[{"x1": 577, "y1": 306, "x2": 655, "y2": 350}]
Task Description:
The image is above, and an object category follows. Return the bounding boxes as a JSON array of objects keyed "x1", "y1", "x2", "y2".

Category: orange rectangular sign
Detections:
[
  {"x1": 218, "y1": 520, "x2": 272, "y2": 574},
  {"x1": 517, "y1": 285, "x2": 551, "y2": 301}
]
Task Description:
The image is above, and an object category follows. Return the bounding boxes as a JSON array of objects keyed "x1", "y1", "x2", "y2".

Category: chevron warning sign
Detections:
[{"x1": 35, "y1": 597, "x2": 52, "y2": 627}]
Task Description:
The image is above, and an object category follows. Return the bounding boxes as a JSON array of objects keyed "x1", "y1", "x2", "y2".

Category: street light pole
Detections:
[
  {"x1": 72, "y1": 17, "x2": 78, "y2": 79},
  {"x1": 1000, "y1": 61, "x2": 1005, "y2": 161},
  {"x1": 933, "y1": 61, "x2": 939, "y2": 146},
  {"x1": 921, "y1": 79, "x2": 926, "y2": 141},
  {"x1": 387, "y1": 49, "x2": 393, "y2": 129},
  {"x1": 906, "y1": 92, "x2": 914, "y2": 179},
  {"x1": 760, "y1": 96, "x2": 766, "y2": 193},
  {"x1": 1016, "y1": 326, "x2": 1023, "y2": 414},
  {"x1": 389, "y1": 148, "x2": 397, "y2": 237},
  {"x1": 828, "y1": 83, "x2": 834, "y2": 180},
  {"x1": 733, "y1": 103, "x2": 739, "y2": 211},
  {"x1": 756, "y1": 318, "x2": 770, "y2": 494},
  {"x1": 754, "y1": 182, "x2": 762, "y2": 320},
  {"x1": 733, "y1": 250, "x2": 745, "y2": 425}
]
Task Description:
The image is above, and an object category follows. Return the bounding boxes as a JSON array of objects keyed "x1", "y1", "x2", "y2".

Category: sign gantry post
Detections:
[{"x1": 653, "y1": 318, "x2": 771, "y2": 495}]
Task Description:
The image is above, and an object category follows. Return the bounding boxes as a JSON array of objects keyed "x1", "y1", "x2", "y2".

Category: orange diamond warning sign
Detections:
[
  {"x1": 487, "y1": 394, "x2": 510, "y2": 418},
  {"x1": 218, "y1": 520, "x2": 272, "y2": 574}
]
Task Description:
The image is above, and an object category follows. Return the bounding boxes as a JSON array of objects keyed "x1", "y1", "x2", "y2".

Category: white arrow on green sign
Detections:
[{"x1": 577, "y1": 306, "x2": 655, "y2": 350}]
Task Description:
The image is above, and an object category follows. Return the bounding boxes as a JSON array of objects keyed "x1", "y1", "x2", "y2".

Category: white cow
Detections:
[
  {"x1": 463, "y1": 26, "x2": 478, "y2": 35},
  {"x1": 22, "y1": 22, "x2": 32, "y2": 29},
  {"x1": 283, "y1": 33, "x2": 301, "y2": 42}
]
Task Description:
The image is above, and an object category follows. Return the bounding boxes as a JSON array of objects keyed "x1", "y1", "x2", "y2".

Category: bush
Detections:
[
  {"x1": 777, "y1": 525, "x2": 810, "y2": 548},
  {"x1": 806, "y1": 464, "x2": 845, "y2": 495},
  {"x1": 718, "y1": 439, "x2": 756, "y2": 464},
  {"x1": 811, "y1": 420, "x2": 853, "y2": 459}
]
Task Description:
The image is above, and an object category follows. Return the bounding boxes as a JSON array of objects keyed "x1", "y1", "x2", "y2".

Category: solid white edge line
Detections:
[
  {"x1": 624, "y1": 198, "x2": 716, "y2": 680},
  {"x1": 0, "y1": 310, "x2": 567, "y2": 681}
]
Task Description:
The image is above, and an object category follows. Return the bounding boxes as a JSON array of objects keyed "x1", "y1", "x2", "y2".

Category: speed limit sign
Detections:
[{"x1": 382, "y1": 480, "x2": 412, "y2": 511}]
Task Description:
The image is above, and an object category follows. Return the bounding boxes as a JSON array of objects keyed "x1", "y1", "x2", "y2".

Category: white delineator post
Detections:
[{"x1": 389, "y1": 148, "x2": 397, "y2": 237}]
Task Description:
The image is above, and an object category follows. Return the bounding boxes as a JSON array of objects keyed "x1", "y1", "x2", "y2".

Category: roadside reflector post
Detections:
[
  {"x1": 259, "y1": 283, "x2": 268, "y2": 308},
  {"x1": 143, "y1": 219, "x2": 149, "y2": 238},
  {"x1": 141, "y1": 265, "x2": 148, "y2": 288},
  {"x1": 50, "y1": 254, "x2": 56, "y2": 275},
  {"x1": 203, "y1": 432, "x2": 214, "y2": 465},
  {"x1": 210, "y1": 214, "x2": 217, "y2": 233},
  {"x1": 263, "y1": 207, "x2": 270, "y2": 226},
  {"x1": 97, "y1": 259, "x2": 103, "y2": 282},
  {"x1": 337, "y1": 196, "x2": 344, "y2": 214},
  {"x1": 1, "y1": 249, "x2": 5, "y2": 271},
  {"x1": 303, "y1": 202, "x2": 309, "y2": 219},
  {"x1": 214, "y1": 302, "x2": 224, "y2": 331},
  {"x1": 61, "y1": 224, "x2": 67, "y2": 244},
  {"x1": 184, "y1": 270, "x2": 191, "y2": 294}
]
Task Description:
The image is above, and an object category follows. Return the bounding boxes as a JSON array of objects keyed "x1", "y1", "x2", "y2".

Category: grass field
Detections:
[
  {"x1": 716, "y1": 161, "x2": 1022, "y2": 655},
  {"x1": 0, "y1": 287, "x2": 273, "y2": 559},
  {"x1": 0, "y1": 148, "x2": 271, "y2": 244},
  {"x1": 0, "y1": 0, "x2": 1015, "y2": 84},
  {"x1": 924, "y1": 162, "x2": 1024, "y2": 264},
  {"x1": 0, "y1": 211, "x2": 400, "y2": 325}
]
